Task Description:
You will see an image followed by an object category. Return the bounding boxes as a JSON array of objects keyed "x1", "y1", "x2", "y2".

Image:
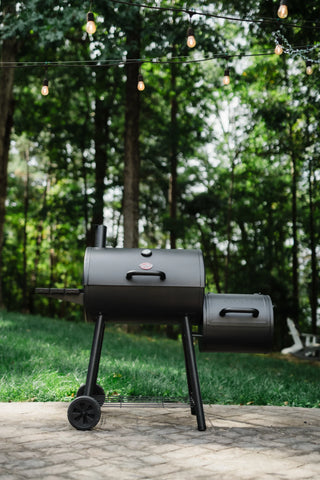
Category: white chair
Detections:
[{"x1": 281, "y1": 318, "x2": 320, "y2": 357}]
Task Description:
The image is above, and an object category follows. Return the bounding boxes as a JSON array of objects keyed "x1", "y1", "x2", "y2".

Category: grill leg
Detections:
[
  {"x1": 182, "y1": 316, "x2": 206, "y2": 431},
  {"x1": 84, "y1": 313, "x2": 105, "y2": 397}
]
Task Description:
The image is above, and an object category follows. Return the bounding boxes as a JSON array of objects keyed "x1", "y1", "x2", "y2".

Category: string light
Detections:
[
  {"x1": 186, "y1": 12, "x2": 196, "y2": 49},
  {"x1": 306, "y1": 60, "x2": 313, "y2": 75},
  {"x1": 275, "y1": 44, "x2": 283, "y2": 55},
  {"x1": 1, "y1": 0, "x2": 319, "y2": 103},
  {"x1": 223, "y1": 68, "x2": 230, "y2": 86},
  {"x1": 187, "y1": 26, "x2": 196, "y2": 48},
  {"x1": 41, "y1": 79, "x2": 49, "y2": 96},
  {"x1": 41, "y1": 68, "x2": 49, "y2": 96},
  {"x1": 86, "y1": 11, "x2": 97, "y2": 34},
  {"x1": 1, "y1": 1, "x2": 319, "y2": 105},
  {"x1": 277, "y1": 1, "x2": 288, "y2": 20},
  {"x1": 137, "y1": 73, "x2": 145, "y2": 91},
  {"x1": 1, "y1": 18, "x2": 319, "y2": 93}
]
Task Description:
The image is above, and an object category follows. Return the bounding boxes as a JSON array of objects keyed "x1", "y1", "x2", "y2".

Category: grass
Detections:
[{"x1": 0, "y1": 311, "x2": 319, "y2": 407}]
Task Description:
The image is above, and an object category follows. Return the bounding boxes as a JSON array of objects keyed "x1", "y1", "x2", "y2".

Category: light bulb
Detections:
[
  {"x1": 277, "y1": 1, "x2": 288, "y2": 19},
  {"x1": 41, "y1": 79, "x2": 49, "y2": 96},
  {"x1": 306, "y1": 61, "x2": 313, "y2": 75},
  {"x1": 187, "y1": 27, "x2": 196, "y2": 48},
  {"x1": 137, "y1": 74, "x2": 145, "y2": 91},
  {"x1": 86, "y1": 12, "x2": 96, "y2": 34},
  {"x1": 274, "y1": 44, "x2": 283, "y2": 55},
  {"x1": 223, "y1": 68, "x2": 230, "y2": 86}
]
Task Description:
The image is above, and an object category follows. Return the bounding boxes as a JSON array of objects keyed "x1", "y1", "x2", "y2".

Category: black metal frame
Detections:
[
  {"x1": 182, "y1": 316, "x2": 206, "y2": 431},
  {"x1": 83, "y1": 313, "x2": 105, "y2": 397},
  {"x1": 76, "y1": 312, "x2": 206, "y2": 431}
]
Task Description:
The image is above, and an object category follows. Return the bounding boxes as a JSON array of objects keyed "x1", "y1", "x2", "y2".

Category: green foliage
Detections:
[{"x1": 0, "y1": 1, "x2": 319, "y2": 341}]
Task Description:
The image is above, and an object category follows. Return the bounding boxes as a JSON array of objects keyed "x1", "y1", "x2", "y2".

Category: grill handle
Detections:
[
  {"x1": 126, "y1": 270, "x2": 166, "y2": 281},
  {"x1": 219, "y1": 307, "x2": 259, "y2": 318}
]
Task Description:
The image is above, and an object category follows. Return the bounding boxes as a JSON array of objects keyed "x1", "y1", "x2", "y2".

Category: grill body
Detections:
[
  {"x1": 199, "y1": 293, "x2": 273, "y2": 353},
  {"x1": 83, "y1": 247, "x2": 205, "y2": 323},
  {"x1": 34, "y1": 224, "x2": 274, "y2": 432}
]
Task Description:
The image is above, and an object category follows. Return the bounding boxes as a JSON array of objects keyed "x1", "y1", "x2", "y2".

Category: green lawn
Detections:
[{"x1": 0, "y1": 311, "x2": 319, "y2": 407}]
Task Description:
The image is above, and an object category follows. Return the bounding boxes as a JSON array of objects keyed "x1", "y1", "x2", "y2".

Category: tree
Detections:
[
  {"x1": 1, "y1": 0, "x2": 319, "y2": 341},
  {"x1": 123, "y1": 10, "x2": 141, "y2": 248},
  {"x1": 0, "y1": 2, "x2": 17, "y2": 307}
]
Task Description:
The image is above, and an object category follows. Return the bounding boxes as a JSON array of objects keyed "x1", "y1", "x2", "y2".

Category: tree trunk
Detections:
[
  {"x1": 91, "y1": 78, "x2": 109, "y2": 229},
  {"x1": 199, "y1": 223, "x2": 221, "y2": 293},
  {"x1": 0, "y1": 32, "x2": 17, "y2": 308},
  {"x1": 22, "y1": 148, "x2": 30, "y2": 312},
  {"x1": 168, "y1": 61, "x2": 178, "y2": 249},
  {"x1": 224, "y1": 155, "x2": 236, "y2": 292},
  {"x1": 308, "y1": 155, "x2": 318, "y2": 334},
  {"x1": 79, "y1": 108, "x2": 91, "y2": 246},
  {"x1": 289, "y1": 124, "x2": 299, "y2": 326},
  {"x1": 48, "y1": 222, "x2": 58, "y2": 316},
  {"x1": 283, "y1": 62, "x2": 300, "y2": 326},
  {"x1": 82, "y1": 151, "x2": 89, "y2": 244},
  {"x1": 303, "y1": 103, "x2": 318, "y2": 334},
  {"x1": 29, "y1": 179, "x2": 48, "y2": 313},
  {"x1": 123, "y1": 15, "x2": 141, "y2": 248}
]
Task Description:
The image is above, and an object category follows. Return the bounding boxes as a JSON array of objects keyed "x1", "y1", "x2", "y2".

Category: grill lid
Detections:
[
  {"x1": 199, "y1": 293, "x2": 274, "y2": 353},
  {"x1": 83, "y1": 247, "x2": 205, "y2": 288}
]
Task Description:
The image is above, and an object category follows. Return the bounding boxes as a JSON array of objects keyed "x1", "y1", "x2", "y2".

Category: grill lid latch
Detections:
[{"x1": 141, "y1": 249, "x2": 152, "y2": 257}]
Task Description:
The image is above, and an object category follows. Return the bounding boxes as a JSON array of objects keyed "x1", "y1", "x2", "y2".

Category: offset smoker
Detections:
[{"x1": 36, "y1": 225, "x2": 273, "y2": 432}]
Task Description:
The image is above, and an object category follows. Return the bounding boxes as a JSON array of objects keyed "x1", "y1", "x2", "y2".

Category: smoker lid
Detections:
[{"x1": 83, "y1": 247, "x2": 205, "y2": 288}]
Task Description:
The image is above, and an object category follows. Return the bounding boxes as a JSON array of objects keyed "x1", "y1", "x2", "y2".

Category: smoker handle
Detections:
[
  {"x1": 219, "y1": 307, "x2": 259, "y2": 318},
  {"x1": 126, "y1": 270, "x2": 166, "y2": 281}
]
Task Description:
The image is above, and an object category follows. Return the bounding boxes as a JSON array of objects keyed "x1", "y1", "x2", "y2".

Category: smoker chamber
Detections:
[
  {"x1": 83, "y1": 246, "x2": 205, "y2": 323},
  {"x1": 199, "y1": 293, "x2": 273, "y2": 353},
  {"x1": 36, "y1": 225, "x2": 274, "y2": 432}
]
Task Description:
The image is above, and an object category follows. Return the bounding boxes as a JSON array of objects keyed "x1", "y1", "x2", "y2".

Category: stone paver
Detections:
[{"x1": 0, "y1": 402, "x2": 319, "y2": 479}]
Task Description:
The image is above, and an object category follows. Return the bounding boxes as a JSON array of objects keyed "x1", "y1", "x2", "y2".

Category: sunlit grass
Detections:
[{"x1": 0, "y1": 311, "x2": 319, "y2": 407}]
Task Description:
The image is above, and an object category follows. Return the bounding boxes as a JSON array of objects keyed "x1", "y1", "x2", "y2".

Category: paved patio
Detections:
[{"x1": 0, "y1": 402, "x2": 319, "y2": 479}]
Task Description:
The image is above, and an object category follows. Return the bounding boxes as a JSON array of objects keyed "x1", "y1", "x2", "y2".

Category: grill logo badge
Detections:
[{"x1": 139, "y1": 262, "x2": 153, "y2": 270}]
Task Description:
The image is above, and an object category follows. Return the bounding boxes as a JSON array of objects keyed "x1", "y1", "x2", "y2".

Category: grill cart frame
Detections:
[{"x1": 65, "y1": 312, "x2": 206, "y2": 431}]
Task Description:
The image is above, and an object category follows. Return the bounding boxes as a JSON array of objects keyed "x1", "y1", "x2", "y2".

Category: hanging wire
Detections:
[
  {"x1": 1, "y1": 41, "x2": 318, "y2": 70},
  {"x1": 109, "y1": 0, "x2": 320, "y2": 30},
  {"x1": 0, "y1": 4, "x2": 318, "y2": 71},
  {"x1": 0, "y1": 51, "x2": 274, "y2": 69}
]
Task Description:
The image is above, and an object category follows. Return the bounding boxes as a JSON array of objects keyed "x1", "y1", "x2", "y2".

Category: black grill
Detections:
[{"x1": 36, "y1": 224, "x2": 273, "y2": 432}]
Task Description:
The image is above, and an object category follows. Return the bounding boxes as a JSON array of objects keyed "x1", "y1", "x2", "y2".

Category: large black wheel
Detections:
[
  {"x1": 76, "y1": 384, "x2": 106, "y2": 406},
  {"x1": 68, "y1": 396, "x2": 101, "y2": 430}
]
